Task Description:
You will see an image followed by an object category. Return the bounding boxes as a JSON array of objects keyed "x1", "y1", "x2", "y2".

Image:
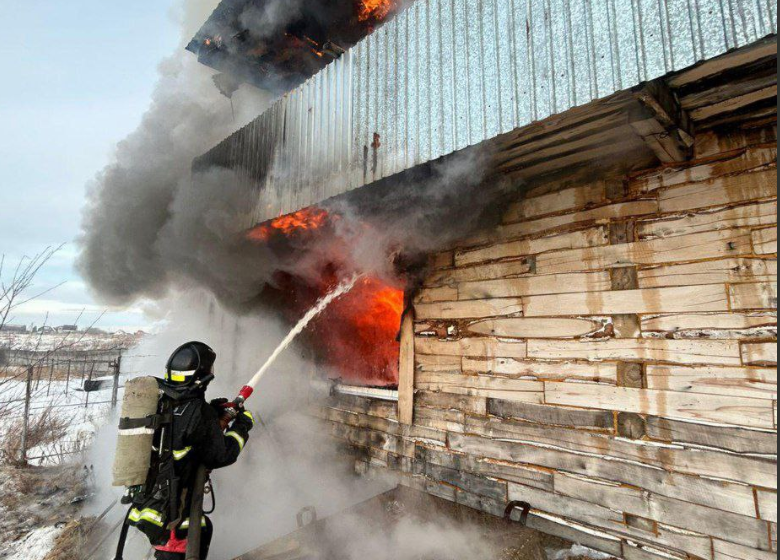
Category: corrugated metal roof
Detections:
[{"x1": 194, "y1": 0, "x2": 777, "y2": 227}]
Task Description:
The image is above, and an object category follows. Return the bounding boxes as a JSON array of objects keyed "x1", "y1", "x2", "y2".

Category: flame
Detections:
[
  {"x1": 247, "y1": 207, "x2": 330, "y2": 242},
  {"x1": 358, "y1": 0, "x2": 395, "y2": 22},
  {"x1": 311, "y1": 276, "x2": 404, "y2": 385},
  {"x1": 247, "y1": 208, "x2": 405, "y2": 386}
]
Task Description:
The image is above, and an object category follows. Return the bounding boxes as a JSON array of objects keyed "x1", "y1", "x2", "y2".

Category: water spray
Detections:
[{"x1": 227, "y1": 273, "x2": 362, "y2": 407}]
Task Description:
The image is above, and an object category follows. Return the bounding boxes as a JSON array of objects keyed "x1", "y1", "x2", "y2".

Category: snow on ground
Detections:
[
  {"x1": 0, "y1": 332, "x2": 142, "y2": 353},
  {"x1": 0, "y1": 380, "x2": 115, "y2": 465},
  {"x1": 4, "y1": 527, "x2": 62, "y2": 560}
]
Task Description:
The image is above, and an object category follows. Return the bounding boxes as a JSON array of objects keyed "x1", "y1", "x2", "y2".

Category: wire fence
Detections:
[{"x1": 0, "y1": 353, "x2": 125, "y2": 466}]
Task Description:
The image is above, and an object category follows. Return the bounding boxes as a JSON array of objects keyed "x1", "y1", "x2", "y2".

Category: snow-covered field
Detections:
[
  {"x1": 0, "y1": 332, "x2": 142, "y2": 353},
  {"x1": 0, "y1": 379, "x2": 115, "y2": 466}
]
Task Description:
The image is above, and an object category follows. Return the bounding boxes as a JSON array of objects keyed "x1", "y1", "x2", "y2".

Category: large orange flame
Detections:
[
  {"x1": 247, "y1": 207, "x2": 330, "y2": 242},
  {"x1": 248, "y1": 207, "x2": 405, "y2": 386},
  {"x1": 358, "y1": 0, "x2": 395, "y2": 22}
]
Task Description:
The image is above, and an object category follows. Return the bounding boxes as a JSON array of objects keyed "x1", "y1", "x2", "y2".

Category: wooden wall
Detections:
[{"x1": 313, "y1": 120, "x2": 777, "y2": 560}]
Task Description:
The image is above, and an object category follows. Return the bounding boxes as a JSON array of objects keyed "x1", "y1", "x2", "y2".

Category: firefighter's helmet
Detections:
[{"x1": 165, "y1": 341, "x2": 216, "y2": 385}]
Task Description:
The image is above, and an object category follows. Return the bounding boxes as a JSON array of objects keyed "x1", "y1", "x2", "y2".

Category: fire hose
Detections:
[
  {"x1": 222, "y1": 274, "x2": 361, "y2": 410},
  {"x1": 184, "y1": 465, "x2": 209, "y2": 560}
]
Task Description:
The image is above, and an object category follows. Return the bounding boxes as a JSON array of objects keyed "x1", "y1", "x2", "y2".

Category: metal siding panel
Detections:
[
  {"x1": 453, "y1": 0, "x2": 470, "y2": 150},
  {"x1": 439, "y1": 0, "x2": 457, "y2": 155},
  {"x1": 195, "y1": 0, "x2": 775, "y2": 225},
  {"x1": 466, "y1": 0, "x2": 485, "y2": 144},
  {"x1": 417, "y1": 0, "x2": 432, "y2": 165},
  {"x1": 495, "y1": 0, "x2": 516, "y2": 133},
  {"x1": 407, "y1": 2, "x2": 420, "y2": 166}
]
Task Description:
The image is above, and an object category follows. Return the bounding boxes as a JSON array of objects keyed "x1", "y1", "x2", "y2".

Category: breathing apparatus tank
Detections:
[{"x1": 112, "y1": 376, "x2": 160, "y2": 487}]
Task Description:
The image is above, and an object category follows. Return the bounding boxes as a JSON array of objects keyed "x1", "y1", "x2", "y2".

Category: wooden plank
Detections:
[
  {"x1": 757, "y1": 489, "x2": 778, "y2": 523},
  {"x1": 553, "y1": 472, "x2": 772, "y2": 551},
  {"x1": 430, "y1": 251, "x2": 454, "y2": 269},
  {"x1": 415, "y1": 384, "x2": 544, "y2": 403},
  {"x1": 494, "y1": 111, "x2": 629, "y2": 167},
  {"x1": 641, "y1": 312, "x2": 776, "y2": 332},
  {"x1": 458, "y1": 271, "x2": 612, "y2": 299},
  {"x1": 462, "y1": 357, "x2": 617, "y2": 383},
  {"x1": 508, "y1": 134, "x2": 648, "y2": 179},
  {"x1": 417, "y1": 445, "x2": 554, "y2": 491},
  {"x1": 638, "y1": 200, "x2": 777, "y2": 238},
  {"x1": 528, "y1": 338, "x2": 743, "y2": 366},
  {"x1": 462, "y1": 416, "x2": 776, "y2": 488},
  {"x1": 646, "y1": 415, "x2": 777, "y2": 454},
  {"x1": 696, "y1": 125, "x2": 777, "y2": 159},
  {"x1": 729, "y1": 282, "x2": 778, "y2": 310},
  {"x1": 414, "y1": 286, "x2": 458, "y2": 303},
  {"x1": 455, "y1": 418, "x2": 776, "y2": 490},
  {"x1": 741, "y1": 342, "x2": 778, "y2": 366},
  {"x1": 657, "y1": 168, "x2": 777, "y2": 213},
  {"x1": 424, "y1": 463, "x2": 508, "y2": 501},
  {"x1": 638, "y1": 257, "x2": 776, "y2": 288},
  {"x1": 455, "y1": 227, "x2": 608, "y2": 267},
  {"x1": 508, "y1": 481, "x2": 625, "y2": 525},
  {"x1": 496, "y1": 200, "x2": 659, "y2": 239},
  {"x1": 504, "y1": 181, "x2": 607, "y2": 222},
  {"x1": 413, "y1": 406, "x2": 466, "y2": 433},
  {"x1": 645, "y1": 364, "x2": 777, "y2": 400},
  {"x1": 545, "y1": 382, "x2": 775, "y2": 428},
  {"x1": 415, "y1": 371, "x2": 543, "y2": 393},
  {"x1": 325, "y1": 393, "x2": 398, "y2": 420},
  {"x1": 415, "y1": 298, "x2": 524, "y2": 320},
  {"x1": 415, "y1": 353, "x2": 461, "y2": 372},
  {"x1": 487, "y1": 398, "x2": 613, "y2": 430},
  {"x1": 632, "y1": 145, "x2": 777, "y2": 192},
  {"x1": 622, "y1": 544, "x2": 687, "y2": 560},
  {"x1": 537, "y1": 228, "x2": 755, "y2": 274},
  {"x1": 524, "y1": 284, "x2": 729, "y2": 316},
  {"x1": 713, "y1": 539, "x2": 777, "y2": 560},
  {"x1": 466, "y1": 317, "x2": 605, "y2": 338},
  {"x1": 424, "y1": 258, "x2": 534, "y2": 286},
  {"x1": 667, "y1": 39, "x2": 777, "y2": 88},
  {"x1": 681, "y1": 71, "x2": 777, "y2": 111},
  {"x1": 415, "y1": 337, "x2": 527, "y2": 358},
  {"x1": 691, "y1": 85, "x2": 778, "y2": 121},
  {"x1": 398, "y1": 311, "x2": 415, "y2": 425},
  {"x1": 525, "y1": 514, "x2": 623, "y2": 558},
  {"x1": 415, "y1": 391, "x2": 487, "y2": 415},
  {"x1": 752, "y1": 227, "x2": 778, "y2": 255}
]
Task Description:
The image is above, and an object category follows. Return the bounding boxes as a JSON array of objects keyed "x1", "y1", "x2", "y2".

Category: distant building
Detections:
[
  {"x1": 56, "y1": 325, "x2": 78, "y2": 333},
  {"x1": 1, "y1": 324, "x2": 28, "y2": 334}
]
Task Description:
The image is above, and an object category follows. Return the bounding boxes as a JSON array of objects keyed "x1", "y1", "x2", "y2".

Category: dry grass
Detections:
[
  {"x1": 0, "y1": 406, "x2": 70, "y2": 466},
  {"x1": 43, "y1": 518, "x2": 94, "y2": 560}
]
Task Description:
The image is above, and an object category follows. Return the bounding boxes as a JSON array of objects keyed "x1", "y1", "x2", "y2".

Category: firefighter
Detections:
[{"x1": 140, "y1": 341, "x2": 254, "y2": 559}]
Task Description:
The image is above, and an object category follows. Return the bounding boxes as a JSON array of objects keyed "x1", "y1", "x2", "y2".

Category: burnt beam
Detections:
[{"x1": 630, "y1": 81, "x2": 694, "y2": 163}]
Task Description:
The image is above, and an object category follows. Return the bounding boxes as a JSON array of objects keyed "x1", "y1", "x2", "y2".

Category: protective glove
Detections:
[
  {"x1": 232, "y1": 408, "x2": 255, "y2": 433},
  {"x1": 211, "y1": 398, "x2": 238, "y2": 429}
]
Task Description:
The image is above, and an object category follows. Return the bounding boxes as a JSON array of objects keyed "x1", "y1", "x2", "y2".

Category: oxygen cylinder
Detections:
[{"x1": 112, "y1": 376, "x2": 160, "y2": 487}]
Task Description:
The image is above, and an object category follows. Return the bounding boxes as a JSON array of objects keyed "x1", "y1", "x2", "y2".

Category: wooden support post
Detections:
[
  {"x1": 398, "y1": 309, "x2": 415, "y2": 426},
  {"x1": 631, "y1": 81, "x2": 693, "y2": 163},
  {"x1": 20, "y1": 366, "x2": 33, "y2": 464},
  {"x1": 111, "y1": 355, "x2": 121, "y2": 409}
]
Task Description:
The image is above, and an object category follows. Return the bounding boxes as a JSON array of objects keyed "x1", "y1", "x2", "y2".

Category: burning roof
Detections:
[{"x1": 186, "y1": 0, "x2": 400, "y2": 93}]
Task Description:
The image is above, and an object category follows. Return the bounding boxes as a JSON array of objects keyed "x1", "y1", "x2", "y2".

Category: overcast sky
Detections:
[{"x1": 0, "y1": 0, "x2": 181, "y2": 330}]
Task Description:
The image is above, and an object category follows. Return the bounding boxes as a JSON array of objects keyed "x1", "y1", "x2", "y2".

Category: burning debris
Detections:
[
  {"x1": 187, "y1": 0, "x2": 402, "y2": 92},
  {"x1": 358, "y1": 0, "x2": 396, "y2": 22}
]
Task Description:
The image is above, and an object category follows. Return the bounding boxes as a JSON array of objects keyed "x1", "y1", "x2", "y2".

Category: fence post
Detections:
[
  {"x1": 111, "y1": 356, "x2": 122, "y2": 409},
  {"x1": 46, "y1": 359, "x2": 55, "y2": 397},
  {"x1": 20, "y1": 366, "x2": 33, "y2": 464},
  {"x1": 65, "y1": 360, "x2": 71, "y2": 393}
]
